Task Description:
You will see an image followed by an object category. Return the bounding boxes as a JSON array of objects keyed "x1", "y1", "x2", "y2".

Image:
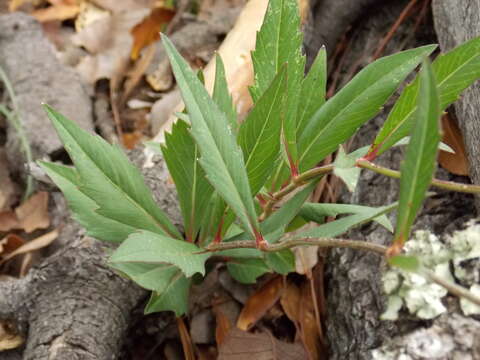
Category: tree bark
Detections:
[
  {"x1": 304, "y1": 0, "x2": 480, "y2": 358},
  {"x1": 0, "y1": 150, "x2": 182, "y2": 360},
  {"x1": 432, "y1": 0, "x2": 480, "y2": 211}
]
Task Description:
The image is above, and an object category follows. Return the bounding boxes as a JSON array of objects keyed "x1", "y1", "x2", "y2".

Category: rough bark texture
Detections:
[
  {"x1": 307, "y1": 0, "x2": 394, "y2": 59},
  {"x1": 432, "y1": 0, "x2": 480, "y2": 211},
  {"x1": 0, "y1": 149, "x2": 182, "y2": 360},
  {"x1": 0, "y1": 13, "x2": 93, "y2": 171},
  {"x1": 304, "y1": 1, "x2": 479, "y2": 359}
]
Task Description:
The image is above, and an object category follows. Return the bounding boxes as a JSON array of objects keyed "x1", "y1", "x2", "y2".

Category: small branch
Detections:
[
  {"x1": 357, "y1": 159, "x2": 480, "y2": 194},
  {"x1": 203, "y1": 237, "x2": 387, "y2": 255},
  {"x1": 423, "y1": 269, "x2": 480, "y2": 307},
  {"x1": 259, "y1": 164, "x2": 335, "y2": 221}
]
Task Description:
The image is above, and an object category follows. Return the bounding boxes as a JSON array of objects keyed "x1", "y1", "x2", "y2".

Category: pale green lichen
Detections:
[{"x1": 382, "y1": 222, "x2": 480, "y2": 320}]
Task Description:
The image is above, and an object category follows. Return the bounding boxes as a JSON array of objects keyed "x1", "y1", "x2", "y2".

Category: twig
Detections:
[
  {"x1": 423, "y1": 269, "x2": 480, "y2": 307},
  {"x1": 203, "y1": 237, "x2": 387, "y2": 255},
  {"x1": 259, "y1": 164, "x2": 334, "y2": 220},
  {"x1": 372, "y1": 0, "x2": 418, "y2": 60},
  {"x1": 0, "y1": 66, "x2": 34, "y2": 201},
  {"x1": 356, "y1": 159, "x2": 480, "y2": 194}
]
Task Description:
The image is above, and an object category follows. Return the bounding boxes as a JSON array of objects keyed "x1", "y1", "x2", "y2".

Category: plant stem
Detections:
[
  {"x1": 357, "y1": 159, "x2": 480, "y2": 194},
  {"x1": 204, "y1": 237, "x2": 387, "y2": 255},
  {"x1": 259, "y1": 164, "x2": 334, "y2": 220},
  {"x1": 423, "y1": 269, "x2": 480, "y2": 307},
  {"x1": 0, "y1": 66, "x2": 35, "y2": 201}
]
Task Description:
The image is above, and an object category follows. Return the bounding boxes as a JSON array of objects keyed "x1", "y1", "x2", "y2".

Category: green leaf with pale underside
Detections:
[
  {"x1": 109, "y1": 230, "x2": 210, "y2": 277},
  {"x1": 394, "y1": 60, "x2": 441, "y2": 246},
  {"x1": 227, "y1": 258, "x2": 270, "y2": 284},
  {"x1": 145, "y1": 272, "x2": 190, "y2": 316},
  {"x1": 39, "y1": 162, "x2": 136, "y2": 242},
  {"x1": 213, "y1": 54, "x2": 238, "y2": 133},
  {"x1": 239, "y1": 66, "x2": 287, "y2": 194},
  {"x1": 294, "y1": 202, "x2": 398, "y2": 240},
  {"x1": 371, "y1": 36, "x2": 480, "y2": 156},
  {"x1": 42, "y1": 104, "x2": 181, "y2": 240},
  {"x1": 162, "y1": 35, "x2": 260, "y2": 239},
  {"x1": 297, "y1": 47, "x2": 327, "y2": 137},
  {"x1": 250, "y1": 0, "x2": 305, "y2": 168},
  {"x1": 300, "y1": 202, "x2": 393, "y2": 232},
  {"x1": 297, "y1": 45, "x2": 436, "y2": 172},
  {"x1": 159, "y1": 120, "x2": 213, "y2": 242}
]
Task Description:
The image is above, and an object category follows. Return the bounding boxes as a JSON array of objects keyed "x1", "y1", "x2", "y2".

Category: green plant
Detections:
[{"x1": 40, "y1": 0, "x2": 480, "y2": 316}]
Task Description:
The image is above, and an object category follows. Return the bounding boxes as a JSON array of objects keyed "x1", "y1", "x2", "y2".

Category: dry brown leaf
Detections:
[
  {"x1": 213, "y1": 304, "x2": 232, "y2": 346},
  {"x1": 8, "y1": 0, "x2": 43, "y2": 12},
  {"x1": 439, "y1": 114, "x2": 469, "y2": 176},
  {"x1": 122, "y1": 131, "x2": 144, "y2": 150},
  {"x1": 0, "y1": 211, "x2": 20, "y2": 233},
  {"x1": 218, "y1": 328, "x2": 307, "y2": 360},
  {"x1": 280, "y1": 281, "x2": 302, "y2": 328},
  {"x1": 236, "y1": 276, "x2": 284, "y2": 331},
  {"x1": 130, "y1": 7, "x2": 175, "y2": 60},
  {"x1": 0, "y1": 149, "x2": 17, "y2": 211},
  {"x1": 0, "y1": 229, "x2": 58, "y2": 265},
  {"x1": 122, "y1": 43, "x2": 157, "y2": 102},
  {"x1": 74, "y1": 8, "x2": 149, "y2": 83},
  {"x1": 90, "y1": 0, "x2": 155, "y2": 13},
  {"x1": 298, "y1": 282, "x2": 322, "y2": 359},
  {"x1": 32, "y1": 3, "x2": 80, "y2": 22},
  {"x1": 0, "y1": 234, "x2": 25, "y2": 257},
  {"x1": 177, "y1": 317, "x2": 195, "y2": 360},
  {"x1": 151, "y1": 0, "x2": 269, "y2": 142},
  {"x1": 0, "y1": 320, "x2": 23, "y2": 351},
  {"x1": 15, "y1": 191, "x2": 50, "y2": 233}
]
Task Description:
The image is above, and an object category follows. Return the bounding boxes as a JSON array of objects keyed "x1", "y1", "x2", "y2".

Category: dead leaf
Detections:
[
  {"x1": 236, "y1": 276, "x2": 284, "y2": 331},
  {"x1": 0, "y1": 229, "x2": 58, "y2": 265},
  {"x1": 15, "y1": 192, "x2": 50, "y2": 233},
  {"x1": 0, "y1": 211, "x2": 20, "y2": 233},
  {"x1": 90, "y1": 0, "x2": 155, "y2": 13},
  {"x1": 0, "y1": 234, "x2": 25, "y2": 257},
  {"x1": 298, "y1": 282, "x2": 322, "y2": 359},
  {"x1": 130, "y1": 7, "x2": 175, "y2": 60},
  {"x1": 439, "y1": 113, "x2": 469, "y2": 176},
  {"x1": 213, "y1": 304, "x2": 232, "y2": 346},
  {"x1": 280, "y1": 281, "x2": 325, "y2": 360},
  {"x1": 122, "y1": 43, "x2": 157, "y2": 102},
  {"x1": 280, "y1": 281, "x2": 302, "y2": 328},
  {"x1": 122, "y1": 131, "x2": 144, "y2": 150},
  {"x1": 177, "y1": 317, "x2": 195, "y2": 360},
  {"x1": 8, "y1": 0, "x2": 43, "y2": 12},
  {"x1": 218, "y1": 327, "x2": 307, "y2": 360},
  {"x1": 74, "y1": 8, "x2": 149, "y2": 83},
  {"x1": 0, "y1": 320, "x2": 23, "y2": 351},
  {"x1": 32, "y1": 3, "x2": 80, "y2": 22},
  {"x1": 0, "y1": 149, "x2": 17, "y2": 211}
]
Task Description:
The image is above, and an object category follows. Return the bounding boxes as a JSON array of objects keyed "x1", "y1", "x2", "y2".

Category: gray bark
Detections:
[
  {"x1": 303, "y1": 0, "x2": 479, "y2": 358},
  {"x1": 0, "y1": 149, "x2": 182, "y2": 360},
  {"x1": 0, "y1": 13, "x2": 94, "y2": 173},
  {"x1": 432, "y1": 0, "x2": 480, "y2": 211}
]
